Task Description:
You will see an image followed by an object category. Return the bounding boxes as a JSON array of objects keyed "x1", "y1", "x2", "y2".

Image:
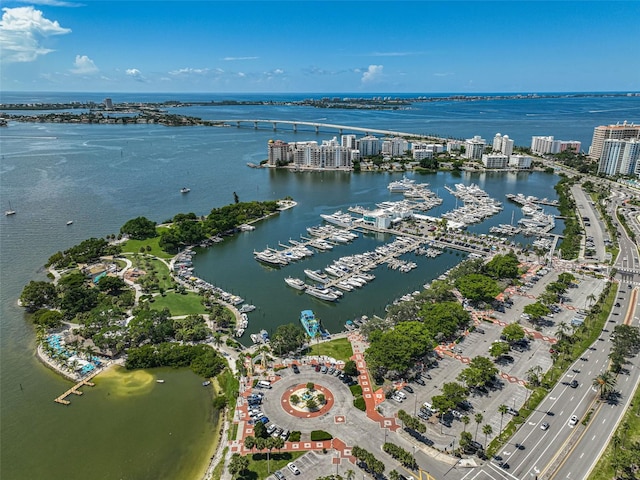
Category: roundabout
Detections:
[{"x1": 281, "y1": 382, "x2": 335, "y2": 418}]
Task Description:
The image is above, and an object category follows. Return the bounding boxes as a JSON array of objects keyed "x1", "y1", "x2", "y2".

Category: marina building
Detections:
[
  {"x1": 464, "y1": 135, "x2": 486, "y2": 160},
  {"x1": 531, "y1": 136, "x2": 581, "y2": 155},
  {"x1": 589, "y1": 122, "x2": 640, "y2": 160},
  {"x1": 481, "y1": 153, "x2": 508, "y2": 169},
  {"x1": 597, "y1": 138, "x2": 640, "y2": 177}
]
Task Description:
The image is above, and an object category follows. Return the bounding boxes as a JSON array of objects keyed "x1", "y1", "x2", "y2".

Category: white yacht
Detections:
[
  {"x1": 284, "y1": 277, "x2": 307, "y2": 291},
  {"x1": 320, "y1": 210, "x2": 354, "y2": 228},
  {"x1": 387, "y1": 176, "x2": 415, "y2": 192},
  {"x1": 305, "y1": 286, "x2": 339, "y2": 302},
  {"x1": 304, "y1": 269, "x2": 329, "y2": 283}
]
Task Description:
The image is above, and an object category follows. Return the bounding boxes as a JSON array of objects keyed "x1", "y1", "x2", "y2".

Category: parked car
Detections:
[
  {"x1": 287, "y1": 462, "x2": 301, "y2": 475},
  {"x1": 291, "y1": 364, "x2": 300, "y2": 374},
  {"x1": 320, "y1": 365, "x2": 328, "y2": 373},
  {"x1": 413, "y1": 377, "x2": 426, "y2": 386},
  {"x1": 274, "y1": 471, "x2": 286, "y2": 480},
  {"x1": 403, "y1": 385, "x2": 414, "y2": 394}
]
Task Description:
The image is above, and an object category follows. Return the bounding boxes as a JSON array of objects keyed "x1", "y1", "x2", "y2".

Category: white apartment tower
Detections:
[
  {"x1": 501, "y1": 135, "x2": 514, "y2": 156},
  {"x1": 493, "y1": 133, "x2": 503, "y2": 152},
  {"x1": 589, "y1": 122, "x2": 640, "y2": 160},
  {"x1": 531, "y1": 136, "x2": 581, "y2": 155},
  {"x1": 597, "y1": 139, "x2": 640, "y2": 176},
  {"x1": 464, "y1": 136, "x2": 486, "y2": 160},
  {"x1": 357, "y1": 136, "x2": 382, "y2": 157},
  {"x1": 341, "y1": 134, "x2": 357, "y2": 150}
]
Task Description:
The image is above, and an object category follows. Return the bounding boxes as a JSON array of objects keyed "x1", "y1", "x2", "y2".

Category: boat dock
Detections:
[{"x1": 54, "y1": 373, "x2": 99, "y2": 405}]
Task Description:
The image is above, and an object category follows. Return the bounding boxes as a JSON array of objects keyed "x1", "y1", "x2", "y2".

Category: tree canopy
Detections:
[
  {"x1": 120, "y1": 216, "x2": 158, "y2": 240},
  {"x1": 271, "y1": 323, "x2": 307, "y2": 356},
  {"x1": 365, "y1": 321, "x2": 434, "y2": 379},
  {"x1": 419, "y1": 301, "x2": 470, "y2": 340},
  {"x1": 484, "y1": 252, "x2": 520, "y2": 279},
  {"x1": 455, "y1": 274, "x2": 501, "y2": 303},
  {"x1": 457, "y1": 356, "x2": 498, "y2": 389},
  {"x1": 20, "y1": 280, "x2": 57, "y2": 312}
]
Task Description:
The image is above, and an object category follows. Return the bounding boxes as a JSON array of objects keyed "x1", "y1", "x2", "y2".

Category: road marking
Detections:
[
  {"x1": 580, "y1": 452, "x2": 585, "y2": 459},
  {"x1": 592, "y1": 435, "x2": 597, "y2": 441},
  {"x1": 603, "y1": 418, "x2": 606, "y2": 424},
  {"x1": 550, "y1": 396, "x2": 556, "y2": 400}
]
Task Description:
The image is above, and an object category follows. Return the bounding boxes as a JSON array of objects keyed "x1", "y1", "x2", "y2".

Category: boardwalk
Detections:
[{"x1": 54, "y1": 372, "x2": 99, "y2": 405}]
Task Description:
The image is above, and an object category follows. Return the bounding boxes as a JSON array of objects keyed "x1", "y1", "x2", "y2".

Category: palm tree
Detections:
[
  {"x1": 482, "y1": 424, "x2": 493, "y2": 450},
  {"x1": 586, "y1": 293, "x2": 596, "y2": 309},
  {"x1": 526, "y1": 365, "x2": 543, "y2": 387},
  {"x1": 474, "y1": 413, "x2": 483, "y2": 441},
  {"x1": 555, "y1": 321, "x2": 571, "y2": 342},
  {"x1": 461, "y1": 415, "x2": 470, "y2": 433},
  {"x1": 498, "y1": 404, "x2": 509, "y2": 434},
  {"x1": 346, "y1": 469, "x2": 355, "y2": 480},
  {"x1": 592, "y1": 371, "x2": 617, "y2": 398}
]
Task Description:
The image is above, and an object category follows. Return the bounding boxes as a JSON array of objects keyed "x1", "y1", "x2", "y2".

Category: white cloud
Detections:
[
  {"x1": 223, "y1": 56, "x2": 258, "y2": 61},
  {"x1": 0, "y1": 6, "x2": 71, "y2": 63},
  {"x1": 168, "y1": 67, "x2": 209, "y2": 75},
  {"x1": 370, "y1": 51, "x2": 419, "y2": 57},
  {"x1": 361, "y1": 65, "x2": 383, "y2": 83},
  {"x1": 70, "y1": 54, "x2": 98, "y2": 74},
  {"x1": 126, "y1": 68, "x2": 146, "y2": 81}
]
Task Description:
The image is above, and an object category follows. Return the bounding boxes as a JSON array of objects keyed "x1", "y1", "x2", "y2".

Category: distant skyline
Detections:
[{"x1": 1, "y1": 1, "x2": 639, "y2": 94}]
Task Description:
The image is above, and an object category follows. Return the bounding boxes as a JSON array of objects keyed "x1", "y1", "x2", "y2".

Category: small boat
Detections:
[
  {"x1": 180, "y1": 187, "x2": 191, "y2": 194},
  {"x1": 202, "y1": 380, "x2": 211, "y2": 387},
  {"x1": 5, "y1": 201, "x2": 15, "y2": 216},
  {"x1": 66, "y1": 220, "x2": 73, "y2": 225},
  {"x1": 156, "y1": 379, "x2": 165, "y2": 384}
]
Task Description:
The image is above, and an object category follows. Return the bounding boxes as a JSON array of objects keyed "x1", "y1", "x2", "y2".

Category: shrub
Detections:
[
  {"x1": 349, "y1": 384, "x2": 363, "y2": 396},
  {"x1": 354, "y1": 396, "x2": 366, "y2": 411},
  {"x1": 289, "y1": 431, "x2": 301, "y2": 442},
  {"x1": 310, "y1": 430, "x2": 333, "y2": 441}
]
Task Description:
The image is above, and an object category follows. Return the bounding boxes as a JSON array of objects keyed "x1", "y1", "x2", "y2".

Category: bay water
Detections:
[{"x1": 1, "y1": 92, "x2": 638, "y2": 479}]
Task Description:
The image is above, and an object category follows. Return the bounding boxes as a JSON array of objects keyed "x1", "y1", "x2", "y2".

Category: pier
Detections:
[{"x1": 54, "y1": 373, "x2": 99, "y2": 405}]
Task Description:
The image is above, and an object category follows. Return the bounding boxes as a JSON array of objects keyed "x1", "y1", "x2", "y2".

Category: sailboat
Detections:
[{"x1": 5, "y1": 201, "x2": 16, "y2": 216}]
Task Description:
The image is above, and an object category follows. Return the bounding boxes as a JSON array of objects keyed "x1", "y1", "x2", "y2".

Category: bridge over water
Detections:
[{"x1": 215, "y1": 119, "x2": 447, "y2": 141}]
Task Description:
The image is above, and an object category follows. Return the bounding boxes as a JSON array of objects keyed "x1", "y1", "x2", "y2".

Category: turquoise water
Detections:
[{"x1": 1, "y1": 94, "x2": 638, "y2": 479}]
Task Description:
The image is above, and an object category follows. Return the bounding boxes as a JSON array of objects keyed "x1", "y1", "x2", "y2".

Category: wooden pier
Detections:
[{"x1": 54, "y1": 372, "x2": 99, "y2": 405}]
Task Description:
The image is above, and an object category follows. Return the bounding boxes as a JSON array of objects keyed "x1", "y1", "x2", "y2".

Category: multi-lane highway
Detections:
[{"x1": 459, "y1": 182, "x2": 639, "y2": 480}]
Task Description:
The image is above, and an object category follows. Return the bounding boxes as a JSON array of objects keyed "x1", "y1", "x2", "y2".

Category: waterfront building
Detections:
[
  {"x1": 597, "y1": 138, "x2": 640, "y2": 176},
  {"x1": 382, "y1": 137, "x2": 409, "y2": 157},
  {"x1": 413, "y1": 148, "x2": 434, "y2": 161},
  {"x1": 508, "y1": 154, "x2": 533, "y2": 169},
  {"x1": 482, "y1": 153, "x2": 508, "y2": 169},
  {"x1": 357, "y1": 135, "x2": 382, "y2": 156},
  {"x1": 501, "y1": 135, "x2": 514, "y2": 156},
  {"x1": 362, "y1": 210, "x2": 392, "y2": 229},
  {"x1": 341, "y1": 134, "x2": 357, "y2": 149},
  {"x1": 589, "y1": 122, "x2": 640, "y2": 160},
  {"x1": 464, "y1": 135, "x2": 486, "y2": 160},
  {"x1": 447, "y1": 140, "x2": 464, "y2": 152},
  {"x1": 267, "y1": 139, "x2": 290, "y2": 166},
  {"x1": 531, "y1": 135, "x2": 581, "y2": 155},
  {"x1": 493, "y1": 133, "x2": 503, "y2": 152}
]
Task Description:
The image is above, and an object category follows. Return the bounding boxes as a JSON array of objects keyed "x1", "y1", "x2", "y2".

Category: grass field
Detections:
[
  {"x1": 238, "y1": 451, "x2": 305, "y2": 480},
  {"x1": 147, "y1": 291, "x2": 207, "y2": 316},
  {"x1": 308, "y1": 337, "x2": 353, "y2": 362},
  {"x1": 121, "y1": 228, "x2": 173, "y2": 259}
]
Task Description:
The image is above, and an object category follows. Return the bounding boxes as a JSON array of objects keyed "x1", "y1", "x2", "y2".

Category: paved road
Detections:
[{"x1": 461, "y1": 184, "x2": 640, "y2": 480}]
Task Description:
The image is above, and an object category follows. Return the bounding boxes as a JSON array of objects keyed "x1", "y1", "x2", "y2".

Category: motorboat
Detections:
[
  {"x1": 387, "y1": 176, "x2": 415, "y2": 192},
  {"x1": 180, "y1": 187, "x2": 191, "y2": 194},
  {"x1": 304, "y1": 269, "x2": 329, "y2": 283},
  {"x1": 305, "y1": 286, "x2": 339, "y2": 302},
  {"x1": 320, "y1": 210, "x2": 354, "y2": 228},
  {"x1": 284, "y1": 277, "x2": 307, "y2": 290}
]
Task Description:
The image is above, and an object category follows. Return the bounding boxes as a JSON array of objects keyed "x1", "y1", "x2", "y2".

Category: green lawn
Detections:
[
  {"x1": 589, "y1": 382, "x2": 640, "y2": 479},
  {"x1": 237, "y1": 451, "x2": 305, "y2": 480},
  {"x1": 308, "y1": 337, "x2": 353, "y2": 362},
  {"x1": 121, "y1": 228, "x2": 173, "y2": 259},
  {"x1": 147, "y1": 291, "x2": 207, "y2": 316}
]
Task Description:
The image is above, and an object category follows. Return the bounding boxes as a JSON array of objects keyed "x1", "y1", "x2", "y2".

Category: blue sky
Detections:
[{"x1": 1, "y1": 1, "x2": 639, "y2": 93}]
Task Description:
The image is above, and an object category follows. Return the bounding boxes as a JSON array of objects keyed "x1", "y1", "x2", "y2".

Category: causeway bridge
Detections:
[{"x1": 215, "y1": 119, "x2": 446, "y2": 140}]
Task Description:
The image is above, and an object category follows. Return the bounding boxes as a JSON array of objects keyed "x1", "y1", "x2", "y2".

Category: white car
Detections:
[
  {"x1": 568, "y1": 415, "x2": 579, "y2": 427},
  {"x1": 287, "y1": 462, "x2": 301, "y2": 475},
  {"x1": 540, "y1": 422, "x2": 550, "y2": 431}
]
